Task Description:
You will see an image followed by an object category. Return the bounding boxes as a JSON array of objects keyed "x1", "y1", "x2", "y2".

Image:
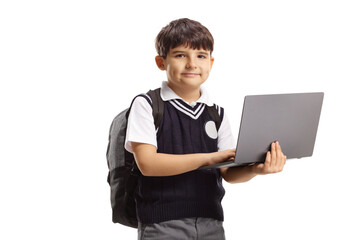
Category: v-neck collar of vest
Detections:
[{"x1": 169, "y1": 99, "x2": 206, "y2": 120}]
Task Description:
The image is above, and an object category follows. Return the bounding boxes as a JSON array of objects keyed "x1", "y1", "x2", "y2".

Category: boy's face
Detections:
[{"x1": 155, "y1": 45, "x2": 214, "y2": 93}]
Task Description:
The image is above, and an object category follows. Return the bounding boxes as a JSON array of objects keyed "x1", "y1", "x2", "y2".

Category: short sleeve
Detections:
[
  {"x1": 217, "y1": 111, "x2": 236, "y2": 151},
  {"x1": 125, "y1": 96, "x2": 157, "y2": 153}
]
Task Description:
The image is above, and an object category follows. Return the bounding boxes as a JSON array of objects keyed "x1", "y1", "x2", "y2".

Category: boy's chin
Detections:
[
  {"x1": 180, "y1": 82, "x2": 204, "y2": 91},
  {"x1": 167, "y1": 78, "x2": 207, "y2": 92},
  {"x1": 180, "y1": 78, "x2": 206, "y2": 87}
]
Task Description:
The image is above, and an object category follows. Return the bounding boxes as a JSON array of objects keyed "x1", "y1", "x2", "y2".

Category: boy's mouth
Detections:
[{"x1": 181, "y1": 73, "x2": 200, "y2": 77}]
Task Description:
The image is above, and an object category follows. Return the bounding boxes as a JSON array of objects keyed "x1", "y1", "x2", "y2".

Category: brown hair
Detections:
[{"x1": 155, "y1": 18, "x2": 214, "y2": 58}]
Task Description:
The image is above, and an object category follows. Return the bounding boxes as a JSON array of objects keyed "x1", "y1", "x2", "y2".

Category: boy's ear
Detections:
[
  {"x1": 155, "y1": 56, "x2": 166, "y2": 70},
  {"x1": 210, "y1": 57, "x2": 215, "y2": 69}
]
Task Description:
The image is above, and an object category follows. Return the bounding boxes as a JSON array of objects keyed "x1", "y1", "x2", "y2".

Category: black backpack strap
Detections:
[
  {"x1": 126, "y1": 94, "x2": 152, "y2": 118},
  {"x1": 206, "y1": 104, "x2": 224, "y2": 131},
  {"x1": 146, "y1": 88, "x2": 164, "y2": 129}
]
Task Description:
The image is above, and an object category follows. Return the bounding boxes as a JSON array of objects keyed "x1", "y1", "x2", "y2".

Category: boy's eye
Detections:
[
  {"x1": 175, "y1": 54, "x2": 185, "y2": 58},
  {"x1": 198, "y1": 55, "x2": 207, "y2": 59}
]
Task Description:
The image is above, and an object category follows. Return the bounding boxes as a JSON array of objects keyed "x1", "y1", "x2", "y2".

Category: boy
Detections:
[{"x1": 125, "y1": 18, "x2": 286, "y2": 240}]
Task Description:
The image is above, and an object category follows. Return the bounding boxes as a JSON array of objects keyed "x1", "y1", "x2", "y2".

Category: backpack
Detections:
[{"x1": 106, "y1": 88, "x2": 223, "y2": 228}]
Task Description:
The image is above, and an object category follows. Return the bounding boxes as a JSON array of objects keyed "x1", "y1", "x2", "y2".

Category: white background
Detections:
[{"x1": 1, "y1": 0, "x2": 359, "y2": 239}]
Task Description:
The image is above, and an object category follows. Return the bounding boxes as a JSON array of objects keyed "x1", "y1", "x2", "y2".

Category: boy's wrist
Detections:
[
  {"x1": 202, "y1": 152, "x2": 219, "y2": 166},
  {"x1": 204, "y1": 152, "x2": 215, "y2": 166}
]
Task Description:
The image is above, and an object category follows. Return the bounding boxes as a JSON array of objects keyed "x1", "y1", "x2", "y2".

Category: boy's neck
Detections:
[{"x1": 167, "y1": 83, "x2": 201, "y2": 104}]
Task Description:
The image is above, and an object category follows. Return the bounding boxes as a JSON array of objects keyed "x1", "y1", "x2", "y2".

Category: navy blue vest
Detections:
[{"x1": 135, "y1": 99, "x2": 225, "y2": 224}]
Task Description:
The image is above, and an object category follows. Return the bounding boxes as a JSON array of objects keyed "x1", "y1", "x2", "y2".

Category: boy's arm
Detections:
[
  {"x1": 221, "y1": 141, "x2": 287, "y2": 183},
  {"x1": 132, "y1": 142, "x2": 236, "y2": 176}
]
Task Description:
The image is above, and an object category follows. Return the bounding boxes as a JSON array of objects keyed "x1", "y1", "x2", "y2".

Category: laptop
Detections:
[{"x1": 200, "y1": 92, "x2": 324, "y2": 169}]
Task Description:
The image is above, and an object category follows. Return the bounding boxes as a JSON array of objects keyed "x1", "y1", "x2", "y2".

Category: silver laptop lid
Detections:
[{"x1": 234, "y1": 92, "x2": 324, "y2": 165}]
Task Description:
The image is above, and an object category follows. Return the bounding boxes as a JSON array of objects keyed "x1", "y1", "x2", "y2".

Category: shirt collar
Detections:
[{"x1": 160, "y1": 81, "x2": 213, "y2": 107}]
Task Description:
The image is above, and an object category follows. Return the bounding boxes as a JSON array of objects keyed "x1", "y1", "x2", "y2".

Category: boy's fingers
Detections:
[
  {"x1": 279, "y1": 143, "x2": 287, "y2": 170},
  {"x1": 270, "y1": 142, "x2": 277, "y2": 168},
  {"x1": 276, "y1": 141, "x2": 286, "y2": 170},
  {"x1": 229, "y1": 149, "x2": 236, "y2": 158},
  {"x1": 276, "y1": 141, "x2": 282, "y2": 159},
  {"x1": 220, "y1": 149, "x2": 236, "y2": 162},
  {"x1": 276, "y1": 141, "x2": 282, "y2": 152},
  {"x1": 265, "y1": 151, "x2": 271, "y2": 169}
]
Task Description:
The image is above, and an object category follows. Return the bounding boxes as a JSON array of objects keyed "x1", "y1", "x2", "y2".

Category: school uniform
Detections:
[{"x1": 125, "y1": 81, "x2": 235, "y2": 240}]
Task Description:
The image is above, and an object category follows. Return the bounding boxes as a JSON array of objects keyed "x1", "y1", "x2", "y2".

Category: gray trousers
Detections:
[{"x1": 138, "y1": 217, "x2": 226, "y2": 240}]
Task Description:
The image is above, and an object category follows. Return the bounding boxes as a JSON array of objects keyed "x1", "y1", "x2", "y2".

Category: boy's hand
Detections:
[
  {"x1": 251, "y1": 141, "x2": 286, "y2": 175},
  {"x1": 208, "y1": 149, "x2": 236, "y2": 166}
]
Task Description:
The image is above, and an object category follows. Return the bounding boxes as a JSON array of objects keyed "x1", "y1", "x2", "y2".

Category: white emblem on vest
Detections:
[{"x1": 205, "y1": 121, "x2": 218, "y2": 139}]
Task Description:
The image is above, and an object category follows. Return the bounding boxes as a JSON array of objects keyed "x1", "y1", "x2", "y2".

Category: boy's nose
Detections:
[{"x1": 185, "y1": 58, "x2": 196, "y2": 69}]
